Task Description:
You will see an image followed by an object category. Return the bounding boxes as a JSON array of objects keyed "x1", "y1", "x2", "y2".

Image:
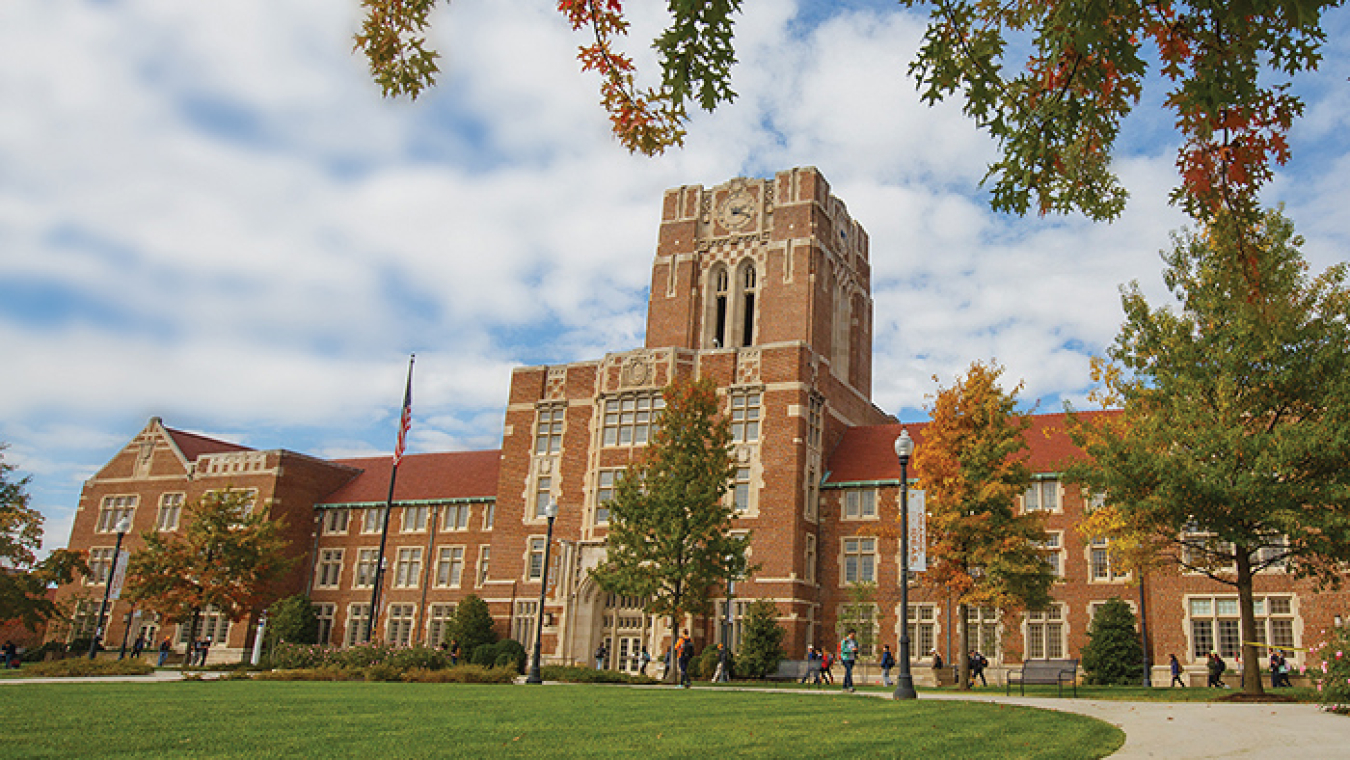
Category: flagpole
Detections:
[{"x1": 368, "y1": 354, "x2": 415, "y2": 643}]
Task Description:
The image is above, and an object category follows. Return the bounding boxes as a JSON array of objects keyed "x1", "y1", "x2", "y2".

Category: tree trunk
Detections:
[
  {"x1": 663, "y1": 612, "x2": 680, "y2": 684},
  {"x1": 182, "y1": 608, "x2": 201, "y2": 671},
  {"x1": 1235, "y1": 548, "x2": 1265, "y2": 696},
  {"x1": 957, "y1": 603, "x2": 971, "y2": 690}
]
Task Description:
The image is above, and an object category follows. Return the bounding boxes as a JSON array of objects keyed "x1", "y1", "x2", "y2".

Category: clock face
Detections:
[{"x1": 719, "y1": 190, "x2": 756, "y2": 230}]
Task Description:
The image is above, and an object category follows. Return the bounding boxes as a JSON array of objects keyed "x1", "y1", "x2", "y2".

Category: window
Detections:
[
  {"x1": 1189, "y1": 595, "x2": 1296, "y2": 661},
  {"x1": 477, "y1": 546, "x2": 491, "y2": 586},
  {"x1": 805, "y1": 468, "x2": 819, "y2": 522},
  {"x1": 908, "y1": 604, "x2": 938, "y2": 660},
  {"x1": 354, "y1": 549, "x2": 379, "y2": 588},
  {"x1": 362, "y1": 507, "x2": 386, "y2": 534},
  {"x1": 839, "y1": 603, "x2": 879, "y2": 658},
  {"x1": 709, "y1": 265, "x2": 729, "y2": 348},
  {"x1": 739, "y1": 262, "x2": 757, "y2": 346},
  {"x1": 315, "y1": 549, "x2": 344, "y2": 589},
  {"x1": 534, "y1": 405, "x2": 565, "y2": 455},
  {"x1": 442, "y1": 504, "x2": 471, "y2": 531},
  {"x1": 844, "y1": 489, "x2": 877, "y2": 519},
  {"x1": 534, "y1": 476, "x2": 553, "y2": 519},
  {"x1": 512, "y1": 600, "x2": 538, "y2": 646},
  {"x1": 97, "y1": 495, "x2": 137, "y2": 532},
  {"x1": 483, "y1": 503, "x2": 495, "y2": 530},
  {"x1": 1089, "y1": 537, "x2": 1129, "y2": 582},
  {"x1": 595, "y1": 470, "x2": 619, "y2": 525},
  {"x1": 732, "y1": 467, "x2": 752, "y2": 513},
  {"x1": 178, "y1": 606, "x2": 229, "y2": 645},
  {"x1": 436, "y1": 546, "x2": 464, "y2": 588},
  {"x1": 70, "y1": 600, "x2": 98, "y2": 639},
  {"x1": 156, "y1": 493, "x2": 183, "y2": 531},
  {"x1": 314, "y1": 603, "x2": 336, "y2": 645},
  {"x1": 527, "y1": 537, "x2": 547, "y2": 581},
  {"x1": 602, "y1": 393, "x2": 665, "y2": 446},
  {"x1": 87, "y1": 548, "x2": 115, "y2": 585},
  {"x1": 322, "y1": 508, "x2": 350, "y2": 535},
  {"x1": 1037, "y1": 532, "x2": 1064, "y2": 577},
  {"x1": 1023, "y1": 480, "x2": 1060, "y2": 512},
  {"x1": 805, "y1": 533, "x2": 818, "y2": 585},
  {"x1": 729, "y1": 390, "x2": 760, "y2": 442},
  {"x1": 427, "y1": 604, "x2": 456, "y2": 647},
  {"x1": 387, "y1": 603, "x2": 415, "y2": 646},
  {"x1": 403, "y1": 505, "x2": 429, "y2": 532},
  {"x1": 345, "y1": 604, "x2": 371, "y2": 647},
  {"x1": 206, "y1": 488, "x2": 257, "y2": 519},
  {"x1": 842, "y1": 538, "x2": 877, "y2": 584},
  {"x1": 1257, "y1": 535, "x2": 1291, "y2": 571},
  {"x1": 1025, "y1": 606, "x2": 1065, "y2": 659},
  {"x1": 970, "y1": 607, "x2": 1001, "y2": 658},
  {"x1": 393, "y1": 547, "x2": 423, "y2": 588},
  {"x1": 807, "y1": 394, "x2": 824, "y2": 451}
]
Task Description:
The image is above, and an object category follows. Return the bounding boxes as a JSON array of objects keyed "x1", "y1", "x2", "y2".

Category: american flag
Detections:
[{"x1": 393, "y1": 355, "x2": 414, "y2": 466}]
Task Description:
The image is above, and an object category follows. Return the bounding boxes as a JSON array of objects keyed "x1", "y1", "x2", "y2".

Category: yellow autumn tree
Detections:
[{"x1": 913, "y1": 361, "x2": 1054, "y2": 689}]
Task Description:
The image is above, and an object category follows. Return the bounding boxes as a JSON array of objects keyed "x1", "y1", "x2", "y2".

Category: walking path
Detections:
[{"x1": 5, "y1": 672, "x2": 1350, "y2": 758}]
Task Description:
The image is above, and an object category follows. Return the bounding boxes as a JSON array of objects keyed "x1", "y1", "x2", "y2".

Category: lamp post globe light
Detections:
[
  {"x1": 893, "y1": 429, "x2": 918, "y2": 700},
  {"x1": 89, "y1": 515, "x2": 133, "y2": 659},
  {"x1": 525, "y1": 501, "x2": 559, "y2": 684}
]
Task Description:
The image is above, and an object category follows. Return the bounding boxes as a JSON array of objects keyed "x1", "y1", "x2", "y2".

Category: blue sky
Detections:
[{"x1": 3, "y1": 1, "x2": 1348, "y2": 554}]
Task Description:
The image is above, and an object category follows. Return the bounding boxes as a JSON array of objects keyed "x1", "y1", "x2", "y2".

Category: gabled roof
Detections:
[
  {"x1": 164, "y1": 426, "x2": 253, "y2": 462},
  {"x1": 318, "y1": 450, "x2": 501, "y2": 507},
  {"x1": 822, "y1": 411, "x2": 1117, "y2": 485}
]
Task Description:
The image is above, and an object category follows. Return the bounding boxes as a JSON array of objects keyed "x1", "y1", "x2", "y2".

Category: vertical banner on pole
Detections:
[
  {"x1": 109, "y1": 552, "x2": 130, "y2": 600},
  {"x1": 908, "y1": 490, "x2": 927, "y2": 572}
]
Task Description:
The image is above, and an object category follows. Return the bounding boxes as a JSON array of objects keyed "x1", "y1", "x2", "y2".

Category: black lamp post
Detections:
[
  {"x1": 717, "y1": 566, "x2": 735, "y2": 683},
  {"x1": 525, "y1": 501, "x2": 559, "y2": 684},
  {"x1": 893, "y1": 429, "x2": 918, "y2": 699},
  {"x1": 89, "y1": 515, "x2": 132, "y2": 660}
]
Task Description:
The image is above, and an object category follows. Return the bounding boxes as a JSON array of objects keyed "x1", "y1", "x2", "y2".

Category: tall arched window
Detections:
[
  {"x1": 707, "y1": 266, "x2": 729, "y2": 348},
  {"x1": 738, "y1": 261, "x2": 757, "y2": 347}
]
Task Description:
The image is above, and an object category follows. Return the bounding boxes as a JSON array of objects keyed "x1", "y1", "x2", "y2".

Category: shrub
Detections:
[
  {"x1": 470, "y1": 643, "x2": 497, "y2": 667},
  {"x1": 21, "y1": 641, "x2": 65, "y2": 663},
  {"x1": 26, "y1": 659, "x2": 155, "y2": 677},
  {"x1": 1081, "y1": 598, "x2": 1145, "y2": 685},
  {"x1": 254, "y1": 666, "x2": 358, "y2": 682},
  {"x1": 494, "y1": 639, "x2": 527, "y2": 674},
  {"x1": 738, "y1": 599, "x2": 786, "y2": 679},
  {"x1": 450, "y1": 595, "x2": 497, "y2": 655},
  {"x1": 693, "y1": 644, "x2": 733, "y2": 680},
  {"x1": 1309, "y1": 623, "x2": 1350, "y2": 713},
  {"x1": 265, "y1": 594, "x2": 319, "y2": 649},
  {"x1": 540, "y1": 665, "x2": 658, "y2": 684}
]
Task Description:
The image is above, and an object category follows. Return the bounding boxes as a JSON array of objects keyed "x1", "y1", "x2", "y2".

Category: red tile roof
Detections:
[
  {"x1": 165, "y1": 427, "x2": 253, "y2": 461},
  {"x1": 823, "y1": 411, "x2": 1117, "y2": 484},
  {"x1": 319, "y1": 450, "x2": 501, "y2": 505}
]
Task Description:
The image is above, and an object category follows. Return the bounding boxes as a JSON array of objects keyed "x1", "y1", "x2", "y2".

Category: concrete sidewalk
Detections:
[{"x1": 890, "y1": 689, "x2": 1350, "y2": 759}]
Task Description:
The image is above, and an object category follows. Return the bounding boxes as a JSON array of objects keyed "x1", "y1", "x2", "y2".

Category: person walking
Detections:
[
  {"x1": 1169, "y1": 654, "x2": 1186, "y2": 687},
  {"x1": 157, "y1": 637, "x2": 171, "y2": 667},
  {"x1": 2, "y1": 640, "x2": 16, "y2": 669},
  {"x1": 969, "y1": 650, "x2": 988, "y2": 687},
  {"x1": 839, "y1": 630, "x2": 859, "y2": 692},
  {"x1": 1270, "y1": 649, "x2": 1292, "y2": 688},
  {"x1": 594, "y1": 641, "x2": 608, "y2": 670},
  {"x1": 821, "y1": 647, "x2": 834, "y2": 684},
  {"x1": 880, "y1": 644, "x2": 896, "y2": 687},
  {"x1": 639, "y1": 646, "x2": 651, "y2": 676},
  {"x1": 1206, "y1": 651, "x2": 1228, "y2": 688},
  {"x1": 131, "y1": 634, "x2": 146, "y2": 660},
  {"x1": 675, "y1": 631, "x2": 693, "y2": 688}
]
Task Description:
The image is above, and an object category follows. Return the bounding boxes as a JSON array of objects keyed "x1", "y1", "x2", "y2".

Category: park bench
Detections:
[{"x1": 1006, "y1": 659, "x2": 1079, "y2": 697}]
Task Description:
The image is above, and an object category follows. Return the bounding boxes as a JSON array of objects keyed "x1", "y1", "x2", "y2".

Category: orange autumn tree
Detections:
[{"x1": 913, "y1": 361, "x2": 1054, "y2": 689}]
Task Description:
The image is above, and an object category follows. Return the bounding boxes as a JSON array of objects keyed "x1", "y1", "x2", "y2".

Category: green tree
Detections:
[
  {"x1": 837, "y1": 581, "x2": 879, "y2": 660},
  {"x1": 912, "y1": 361, "x2": 1055, "y2": 690},
  {"x1": 590, "y1": 377, "x2": 753, "y2": 683},
  {"x1": 122, "y1": 489, "x2": 295, "y2": 665},
  {"x1": 264, "y1": 594, "x2": 319, "y2": 650},
  {"x1": 0, "y1": 445, "x2": 87, "y2": 631},
  {"x1": 448, "y1": 594, "x2": 496, "y2": 656},
  {"x1": 1068, "y1": 208, "x2": 1350, "y2": 696},
  {"x1": 737, "y1": 598, "x2": 785, "y2": 679},
  {"x1": 1080, "y1": 598, "x2": 1145, "y2": 685},
  {"x1": 355, "y1": 1, "x2": 1335, "y2": 224}
]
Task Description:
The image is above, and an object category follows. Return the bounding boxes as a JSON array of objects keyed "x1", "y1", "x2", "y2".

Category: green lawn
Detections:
[{"x1": 2, "y1": 681, "x2": 1123, "y2": 759}]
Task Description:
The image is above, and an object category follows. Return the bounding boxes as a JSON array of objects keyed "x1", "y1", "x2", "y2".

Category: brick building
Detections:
[{"x1": 52, "y1": 168, "x2": 1348, "y2": 682}]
